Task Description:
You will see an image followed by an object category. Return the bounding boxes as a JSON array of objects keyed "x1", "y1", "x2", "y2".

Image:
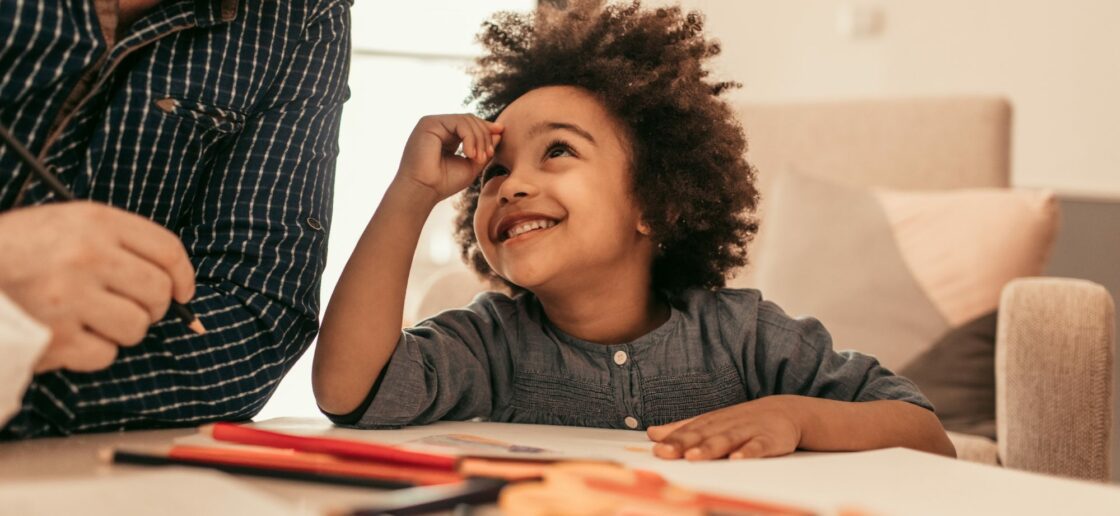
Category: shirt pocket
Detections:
[
  {"x1": 131, "y1": 97, "x2": 248, "y2": 216},
  {"x1": 153, "y1": 97, "x2": 247, "y2": 135},
  {"x1": 640, "y1": 366, "x2": 749, "y2": 426},
  {"x1": 507, "y1": 371, "x2": 617, "y2": 427}
]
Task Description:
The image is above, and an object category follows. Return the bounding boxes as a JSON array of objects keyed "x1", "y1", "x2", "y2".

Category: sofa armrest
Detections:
[{"x1": 996, "y1": 277, "x2": 1115, "y2": 481}]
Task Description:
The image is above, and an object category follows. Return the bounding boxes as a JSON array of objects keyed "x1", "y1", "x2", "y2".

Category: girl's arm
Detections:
[
  {"x1": 313, "y1": 114, "x2": 502, "y2": 415},
  {"x1": 794, "y1": 397, "x2": 955, "y2": 456},
  {"x1": 648, "y1": 395, "x2": 956, "y2": 460}
]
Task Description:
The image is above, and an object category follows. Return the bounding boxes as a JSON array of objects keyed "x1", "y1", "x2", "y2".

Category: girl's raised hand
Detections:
[
  {"x1": 645, "y1": 396, "x2": 804, "y2": 461},
  {"x1": 396, "y1": 114, "x2": 503, "y2": 202}
]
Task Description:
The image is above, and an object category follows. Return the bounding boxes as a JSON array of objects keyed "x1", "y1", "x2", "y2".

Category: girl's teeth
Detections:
[{"x1": 506, "y1": 219, "x2": 556, "y2": 240}]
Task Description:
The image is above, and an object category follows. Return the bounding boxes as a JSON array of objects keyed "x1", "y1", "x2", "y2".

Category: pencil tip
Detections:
[{"x1": 189, "y1": 319, "x2": 207, "y2": 335}]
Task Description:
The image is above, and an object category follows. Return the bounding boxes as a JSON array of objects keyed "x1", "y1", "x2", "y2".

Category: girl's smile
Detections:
[{"x1": 493, "y1": 211, "x2": 564, "y2": 245}]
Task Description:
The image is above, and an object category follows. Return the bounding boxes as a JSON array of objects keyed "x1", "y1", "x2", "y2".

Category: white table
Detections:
[{"x1": 2, "y1": 417, "x2": 1119, "y2": 515}]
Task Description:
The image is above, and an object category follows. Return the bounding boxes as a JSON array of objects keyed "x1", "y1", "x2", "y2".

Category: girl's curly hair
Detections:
[{"x1": 455, "y1": 0, "x2": 759, "y2": 295}]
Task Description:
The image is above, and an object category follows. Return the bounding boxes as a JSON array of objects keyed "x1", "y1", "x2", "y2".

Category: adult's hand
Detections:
[{"x1": 0, "y1": 202, "x2": 196, "y2": 372}]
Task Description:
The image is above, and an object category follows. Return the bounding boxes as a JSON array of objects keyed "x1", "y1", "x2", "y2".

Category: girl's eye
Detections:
[
  {"x1": 545, "y1": 141, "x2": 574, "y2": 159},
  {"x1": 482, "y1": 165, "x2": 508, "y2": 184}
]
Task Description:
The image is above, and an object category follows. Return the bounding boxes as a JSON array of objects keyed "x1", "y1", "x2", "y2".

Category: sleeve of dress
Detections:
[
  {"x1": 332, "y1": 295, "x2": 511, "y2": 429},
  {"x1": 748, "y1": 300, "x2": 934, "y2": 411}
]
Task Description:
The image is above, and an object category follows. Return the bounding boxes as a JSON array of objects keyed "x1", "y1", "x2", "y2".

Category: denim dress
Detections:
[{"x1": 332, "y1": 288, "x2": 932, "y2": 430}]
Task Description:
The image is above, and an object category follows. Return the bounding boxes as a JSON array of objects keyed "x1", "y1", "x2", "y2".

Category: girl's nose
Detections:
[
  {"x1": 497, "y1": 169, "x2": 538, "y2": 205},
  {"x1": 499, "y1": 191, "x2": 528, "y2": 206}
]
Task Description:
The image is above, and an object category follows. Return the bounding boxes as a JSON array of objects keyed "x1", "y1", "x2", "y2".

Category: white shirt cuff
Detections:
[{"x1": 0, "y1": 292, "x2": 51, "y2": 427}]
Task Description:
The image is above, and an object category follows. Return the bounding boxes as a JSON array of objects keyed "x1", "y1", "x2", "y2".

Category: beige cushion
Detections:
[
  {"x1": 750, "y1": 172, "x2": 1058, "y2": 371},
  {"x1": 948, "y1": 431, "x2": 999, "y2": 465},
  {"x1": 876, "y1": 188, "x2": 1057, "y2": 327},
  {"x1": 900, "y1": 311, "x2": 998, "y2": 440}
]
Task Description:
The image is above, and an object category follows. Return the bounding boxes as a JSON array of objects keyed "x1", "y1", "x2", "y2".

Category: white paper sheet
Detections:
[{"x1": 243, "y1": 416, "x2": 660, "y2": 463}]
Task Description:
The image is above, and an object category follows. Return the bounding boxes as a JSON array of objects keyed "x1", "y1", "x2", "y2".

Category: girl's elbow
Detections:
[
  {"x1": 311, "y1": 362, "x2": 354, "y2": 415},
  {"x1": 923, "y1": 429, "x2": 957, "y2": 458},
  {"x1": 917, "y1": 407, "x2": 957, "y2": 458}
]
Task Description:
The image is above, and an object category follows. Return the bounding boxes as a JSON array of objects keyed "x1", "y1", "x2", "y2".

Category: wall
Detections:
[{"x1": 666, "y1": 0, "x2": 1120, "y2": 197}]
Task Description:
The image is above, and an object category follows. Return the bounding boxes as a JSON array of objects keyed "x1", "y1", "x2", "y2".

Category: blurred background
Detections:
[
  {"x1": 258, "y1": 0, "x2": 1120, "y2": 443},
  {"x1": 257, "y1": 0, "x2": 535, "y2": 420}
]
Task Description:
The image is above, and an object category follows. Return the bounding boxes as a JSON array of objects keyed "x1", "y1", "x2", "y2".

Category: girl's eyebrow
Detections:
[{"x1": 527, "y1": 121, "x2": 597, "y2": 145}]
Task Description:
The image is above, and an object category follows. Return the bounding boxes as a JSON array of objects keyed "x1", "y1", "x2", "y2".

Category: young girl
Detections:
[{"x1": 313, "y1": 0, "x2": 955, "y2": 461}]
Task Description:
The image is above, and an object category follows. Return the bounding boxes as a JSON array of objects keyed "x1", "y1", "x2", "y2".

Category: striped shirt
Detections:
[{"x1": 0, "y1": 0, "x2": 351, "y2": 438}]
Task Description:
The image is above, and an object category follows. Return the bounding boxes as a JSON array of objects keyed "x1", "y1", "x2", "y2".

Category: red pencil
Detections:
[{"x1": 203, "y1": 422, "x2": 458, "y2": 471}]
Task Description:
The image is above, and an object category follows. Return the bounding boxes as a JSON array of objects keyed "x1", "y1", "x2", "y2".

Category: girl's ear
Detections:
[{"x1": 637, "y1": 219, "x2": 653, "y2": 236}]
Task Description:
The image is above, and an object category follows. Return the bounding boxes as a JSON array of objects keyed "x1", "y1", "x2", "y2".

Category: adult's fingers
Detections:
[
  {"x1": 107, "y1": 209, "x2": 195, "y2": 303},
  {"x1": 81, "y1": 290, "x2": 152, "y2": 347},
  {"x1": 53, "y1": 331, "x2": 120, "y2": 373},
  {"x1": 98, "y1": 247, "x2": 174, "y2": 322}
]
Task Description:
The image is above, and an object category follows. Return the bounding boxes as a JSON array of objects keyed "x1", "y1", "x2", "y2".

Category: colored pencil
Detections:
[
  {"x1": 204, "y1": 422, "x2": 459, "y2": 471},
  {"x1": 0, "y1": 122, "x2": 205, "y2": 334},
  {"x1": 345, "y1": 477, "x2": 507, "y2": 516},
  {"x1": 104, "y1": 444, "x2": 464, "y2": 488}
]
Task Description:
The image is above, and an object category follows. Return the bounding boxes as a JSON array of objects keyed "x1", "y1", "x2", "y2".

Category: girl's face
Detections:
[{"x1": 473, "y1": 86, "x2": 654, "y2": 293}]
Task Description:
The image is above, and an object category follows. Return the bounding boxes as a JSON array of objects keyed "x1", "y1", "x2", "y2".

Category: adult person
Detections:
[{"x1": 0, "y1": 0, "x2": 350, "y2": 437}]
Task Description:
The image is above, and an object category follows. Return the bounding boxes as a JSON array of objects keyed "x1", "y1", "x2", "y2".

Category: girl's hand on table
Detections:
[{"x1": 646, "y1": 395, "x2": 804, "y2": 460}]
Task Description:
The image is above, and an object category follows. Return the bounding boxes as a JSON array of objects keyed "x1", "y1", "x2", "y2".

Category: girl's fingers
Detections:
[
  {"x1": 436, "y1": 116, "x2": 476, "y2": 159},
  {"x1": 660, "y1": 418, "x2": 744, "y2": 459},
  {"x1": 653, "y1": 426, "x2": 707, "y2": 459},
  {"x1": 468, "y1": 116, "x2": 491, "y2": 162},
  {"x1": 647, "y1": 415, "x2": 697, "y2": 441},
  {"x1": 654, "y1": 409, "x2": 728, "y2": 444},
  {"x1": 685, "y1": 430, "x2": 743, "y2": 461},
  {"x1": 652, "y1": 409, "x2": 757, "y2": 460},
  {"x1": 459, "y1": 121, "x2": 479, "y2": 160},
  {"x1": 730, "y1": 437, "x2": 769, "y2": 460},
  {"x1": 730, "y1": 435, "x2": 792, "y2": 460},
  {"x1": 486, "y1": 121, "x2": 503, "y2": 155}
]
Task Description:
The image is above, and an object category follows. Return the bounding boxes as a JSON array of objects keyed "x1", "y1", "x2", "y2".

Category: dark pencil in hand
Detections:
[{"x1": 0, "y1": 123, "x2": 205, "y2": 334}]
